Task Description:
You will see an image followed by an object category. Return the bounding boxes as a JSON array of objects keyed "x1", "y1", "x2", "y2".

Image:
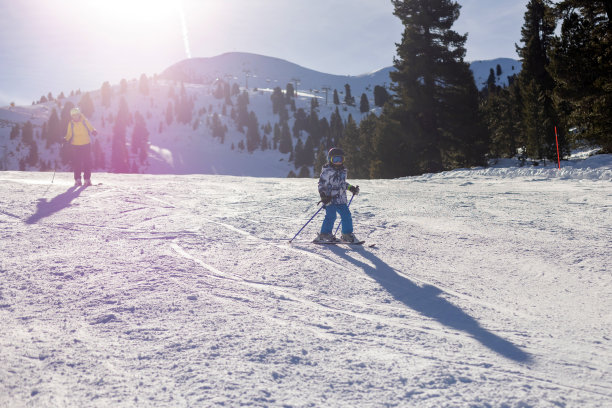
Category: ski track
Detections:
[
  {"x1": 1, "y1": 171, "x2": 611, "y2": 407},
  {"x1": 125, "y1": 182, "x2": 612, "y2": 399}
]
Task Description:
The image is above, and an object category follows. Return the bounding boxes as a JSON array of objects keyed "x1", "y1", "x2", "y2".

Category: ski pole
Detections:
[
  {"x1": 289, "y1": 204, "x2": 325, "y2": 243},
  {"x1": 334, "y1": 193, "x2": 355, "y2": 235}
]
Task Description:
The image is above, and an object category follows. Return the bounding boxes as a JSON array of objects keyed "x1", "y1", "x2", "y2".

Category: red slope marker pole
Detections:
[{"x1": 554, "y1": 126, "x2": 561, "y2": 169}]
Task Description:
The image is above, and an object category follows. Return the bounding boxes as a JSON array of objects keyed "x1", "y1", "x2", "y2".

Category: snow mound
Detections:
[{"x1": 409, "y1": 154, "x2": 612, "y2": 182}]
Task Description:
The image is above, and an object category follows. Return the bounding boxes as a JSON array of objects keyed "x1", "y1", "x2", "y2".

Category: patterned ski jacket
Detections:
[
  {"x1": 65, "y1": 115, "x2": 96, "y2": 146},
  {"x1": 318, "y1": 164, "x2": 349, "y2": 205}
]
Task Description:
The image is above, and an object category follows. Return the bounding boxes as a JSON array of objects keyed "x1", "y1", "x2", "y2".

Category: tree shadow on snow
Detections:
[
  {"x1": 25, "y1": 186, "x2": 84, "y2": 224},
  {"x1": 329, "y1": 246, "x2": 532, "y2": 363}
]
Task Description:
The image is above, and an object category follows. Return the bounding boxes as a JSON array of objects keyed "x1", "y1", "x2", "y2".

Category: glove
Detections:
[
  {"x1": 319, "y1": 193, "x2": 332, "y2": 205},
  {"x1": 92, "y1": 130, "x2": 98, "y2": 136},
  {"x1": 348, "y1": 185, "x2": 360, "y2": 195}
]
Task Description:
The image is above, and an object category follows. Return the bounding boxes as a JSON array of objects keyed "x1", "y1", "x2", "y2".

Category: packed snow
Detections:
[{"x1": 1, "y1": 153, "x2": 610, "y2": 407}]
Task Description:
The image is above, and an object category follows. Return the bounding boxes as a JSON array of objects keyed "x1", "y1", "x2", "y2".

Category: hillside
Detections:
[
  {"x1": 470, "y1": 57, "x2": 522, "y2": 89},
  {"x1": 1, "y1": 155, "x2": 610, "y2": 407},
  {"x1": 0, "y1": 52, "x2": 520, "y2": 178}
]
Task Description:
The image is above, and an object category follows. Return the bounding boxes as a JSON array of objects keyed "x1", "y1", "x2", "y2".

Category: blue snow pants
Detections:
[{"x1": 320, "y1": 204, "x2": 353, "y2": 234}]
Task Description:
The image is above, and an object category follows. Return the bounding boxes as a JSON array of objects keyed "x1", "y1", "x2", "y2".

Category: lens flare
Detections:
[{"x1": 178, "y1": 2, "x2": 192, "y2": 59}]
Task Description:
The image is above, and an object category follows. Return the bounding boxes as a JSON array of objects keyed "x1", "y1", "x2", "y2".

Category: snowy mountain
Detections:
[
  {"x1": 161, "y1": 52, "x2": 395, "y2": 99},
  {"x1": 1, "y1": 154, "x2": 610, "y2": 407},
  {"x1": 0, "y1": 52, "x2": 520, "y2": 178},
  {"x1": 470, "y1": 57, "x2": 522, "y2": 89}
]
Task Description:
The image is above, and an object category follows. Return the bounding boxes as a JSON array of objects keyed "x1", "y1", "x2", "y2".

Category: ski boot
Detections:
[
  {"x1": 340, "y1": 232, "x2": 361, "y2": 244},
  {"x1": 74, "y1": 179, "x2": 82, "y2": 187},
  {"x1": 314, "y1": 233, "x2": 338, "y2": 243},
  {"x1": 83, "y1": 179, "x2": 92, "y2": 187}
]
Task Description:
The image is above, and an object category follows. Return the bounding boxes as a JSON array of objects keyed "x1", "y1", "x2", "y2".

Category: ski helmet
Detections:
[
  {"x1": 70, "y1": 107, "x2": 80, "y2": 116},
  {"x1": 328, "y1": 147, "x2": 345, "y2": 166}
]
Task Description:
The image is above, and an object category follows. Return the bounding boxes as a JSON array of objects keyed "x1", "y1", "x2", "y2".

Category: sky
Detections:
[{"x1": 0, "y1": 0, "x2": 529, "y2": 107}]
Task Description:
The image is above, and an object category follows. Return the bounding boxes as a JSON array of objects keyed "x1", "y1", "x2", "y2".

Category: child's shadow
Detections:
[
  {"x1": 25, "y1": 186, "x2": 84, "y2": 224},
  {"x1": 328, "y1": 245, "x2": 531, "y2": 363}
]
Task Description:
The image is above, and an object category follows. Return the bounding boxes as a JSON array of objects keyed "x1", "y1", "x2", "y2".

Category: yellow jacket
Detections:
[{"x1": 65, "y1": 115, "x2": 96, "y2": 145}]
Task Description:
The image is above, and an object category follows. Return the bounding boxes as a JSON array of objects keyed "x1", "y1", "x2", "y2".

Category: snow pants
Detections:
[
  {"x1": 320, "y1": 204, "x2": 353, "y2": 234},
  {"x1": 72, "y1": 144, "x2": 92, "y2": 181}
]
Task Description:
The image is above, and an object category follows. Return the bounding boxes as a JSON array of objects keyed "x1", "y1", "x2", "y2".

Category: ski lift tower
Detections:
[
  {"x1": 243, "y1": 69, "x2": 251, "y2": 89},
  {"x1": 321, "y1": 86, "x2": 331, "y2": 105},
  {"x1": 291, "y1": 77, "x2": 300, "y2": 97}
]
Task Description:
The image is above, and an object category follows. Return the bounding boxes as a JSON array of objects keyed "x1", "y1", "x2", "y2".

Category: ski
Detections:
[{"x1": 312, "y1": 240, "x2": 366, "y2": 246}]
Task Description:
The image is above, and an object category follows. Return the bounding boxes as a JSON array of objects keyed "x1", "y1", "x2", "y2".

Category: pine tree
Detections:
[
  {"x1": 271, "y1": 87, "x2": 284, "y2": 114},
  {"x1": 279, "y1": 121, "x2": 293, "y2": 154},
  {"x1": 333, "y1": 89, "x2": 340, "y2": 105},
  {"x1": 139, "y1": 74, "x2": 149, "y2": 95},
  {"x1": 273, "y1": 123, "x2": 281, "y2": 150},
  {"x1": 486, "y1": 68, "x2": 497, "y2": 91},
  {"x1": 166, "y1": 102, "x2": 174, "y2": 126},
  {"x1": 484, "y1": 82, "x2": 523, "y2": 159},
  {"x1": 246, "y1": 111, "x2": 261, "y2": 152},
  {"x1": 314, "y1": 144, "x2": 328, "y2": 175},
  {"x1": 101, "y1": 82, "x2": 112, "y2": 108},
  {"x1": 236, "y1": 91, "x2": 250, "y2": 130},
  {"x1": 286, "y1": 83, "x2": 295, "y2": 98},
  {"x1": 359, "y1": 93, "x2": 370, "y2": 113},
  {"x1": 354, "y1": 114, "x2": 378, "y2": 178},
  {"x1": 79, "y1": 92, "x2": 95, "y2": 118},
  {"x1": 297, "y1": 166, "x2": 310, "y2": 178},
  {"x1": 21, "y1": 121, "x2": 33, "y2": 145},
  {"x1": 177, "y1": 83, "x2": 193, "y2": 124},
  {"x1": 46, "y1": 109, "x2": 61, "y2": 147},
  {"x1": 10, "y1": 124, "x2": 19, "y2": 140},
  {"x1": 120, "y1": 79, "x2": 128, "y2": 94},
  {"x1": 294, "y1": 138, "x2": 305, "y2": 169},
  {"x1": 549, "y1": 0, "x2": 611, "y2": 152},
  {"x1": 373, "y1": 85, "x2": 389, "y2": 107},
  {"x1": 310, "y1": 97, "x2": 319, "y2": 113},
  {"x1": 93, "y1": 139, "x2": 105, "y2": 169},
  {"x1": 111, "y1": 98, "x2": 130, "y2": 172},
  {"x1": 211, "y1": 113, "x2": 226, "y2": 142},
  {"x1": 517, "y1": 0, "x2": 563, "y2": 161},
  {"x1": 261, "y1": 134, "x2": 269, "y2": 151},
  {"x1": 329, "y1": 107, "x2": 344, "y2": 147},
  {"x1": 386, "y1": 0, "x2": 487, "y2": 175},
  {"x1": 131, "y1": 111, "x2": 149, "y2": 164},
  {"x1": 344, "y1": 84, "x2": 355, "y2": 106},
  {"x1": 339, "y1": 115, "x2": 360, "y2": 170}
]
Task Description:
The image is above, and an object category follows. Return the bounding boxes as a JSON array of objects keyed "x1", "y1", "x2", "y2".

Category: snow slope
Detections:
[{"x1": 1, "y1": 155, "x2": 610, "y2": 407}]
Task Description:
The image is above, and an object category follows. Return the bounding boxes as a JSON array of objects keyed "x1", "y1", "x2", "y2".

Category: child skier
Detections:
[
  {"x1": 64, "y1": 107, "x2": 97, "y2": 187},
  {"x1": 315, "y1": 147, "x2": 361, "y2": 244}
]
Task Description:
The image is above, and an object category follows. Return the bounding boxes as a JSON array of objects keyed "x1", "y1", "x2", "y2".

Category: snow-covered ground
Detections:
[{"x1": 1, "y1": 154, "x2": 610, "y2": 407}]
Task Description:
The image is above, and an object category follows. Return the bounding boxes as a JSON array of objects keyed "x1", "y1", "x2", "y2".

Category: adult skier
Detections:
[
  {"x1": 315, "y1": 147, "x2": 361, "y2": 243},
  {"x1": 64, "y1": 107, "x2": 97, "y2": 187}
]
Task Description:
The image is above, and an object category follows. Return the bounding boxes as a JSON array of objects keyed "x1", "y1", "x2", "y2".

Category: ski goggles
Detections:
[{"x1": 330, "y1": 155, "x2": 344, "y2": 165}]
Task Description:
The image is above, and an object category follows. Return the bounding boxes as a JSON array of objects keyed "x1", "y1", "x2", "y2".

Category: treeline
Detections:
[
  {"x1": 326, "y1": 0, "x2": 611, "y2": 178},
  {"x1": 208, "y1": 79, "x2": 389, "y2": 178},
  {"x1": 482, "y1": 0, "x2": 611, "y2": 165}
]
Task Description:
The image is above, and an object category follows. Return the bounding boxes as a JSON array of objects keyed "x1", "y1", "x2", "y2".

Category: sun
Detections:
[
  {"x1": 56, "y1": 0, "x2": 192, "y2": 59},
  {"x1": 86, "y1": 0, "x2": 178, "y2": 23}
]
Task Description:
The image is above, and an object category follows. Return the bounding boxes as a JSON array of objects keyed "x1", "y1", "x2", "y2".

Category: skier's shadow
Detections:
[
  {"x1": 329, "y1": 246, "x2": 531, "y2": 363},
  {"x1": 25, "y1": 186, "x2": 84, "y2": 224}
]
